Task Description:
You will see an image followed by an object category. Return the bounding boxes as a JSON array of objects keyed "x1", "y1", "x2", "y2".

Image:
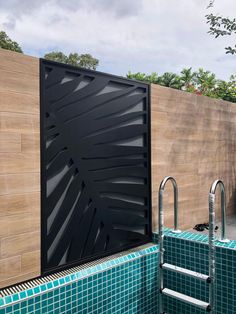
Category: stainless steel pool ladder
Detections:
[
  {"x1": 158, "y1": 177, "x2": 228, "y2": 313},
  {"x1": 210, "y1": 179, "x2": 229, "y2": 243}
]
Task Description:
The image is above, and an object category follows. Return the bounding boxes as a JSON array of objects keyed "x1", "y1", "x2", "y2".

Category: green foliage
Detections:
[
  {"x1": 216, "y1": 75, "x2": 236, "y2": 102},
  {"x1": 127, "y1": 71, "x2": 153, "y2": 83},
  {"x1": 194, "y1": 68, "x2": 217, "y2": 97},
  {"x1": 127, "y1": 68, "x2": 236, "y2": 103},
  {"x1": 180, "y1": 67, "x2": 195, "y2": 90},
  {"x1": 76, "y1": 54, "x2": 99, "y2": 70},
  {"x1": 206, "y1": 1, "x2": 236, "y2": 54},
  {"x1": 44, "y1": 51, "x2": 99, "y2": 70},
  {"x1": 127, "y1": 71, "x2": 162, "y2": 84},
  {"x1": 44, "y1": 51, "x2": 67, "y2": 63},
  {"x1": 0, "y1": 31, "x2": 23, "y2": 53},
  {"x1": 158, "y1": 72, "x2": 182, "y2": 89}
]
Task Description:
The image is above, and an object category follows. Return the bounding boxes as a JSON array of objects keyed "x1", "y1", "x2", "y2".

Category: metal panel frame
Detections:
[{"x1": 40, "y1": 59, "x2": 152, "y2": 275}]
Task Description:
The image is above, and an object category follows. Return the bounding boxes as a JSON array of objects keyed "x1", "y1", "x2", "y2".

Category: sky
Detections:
[{"x1": 0, "y1": 0, "x2": 235, "y2": 79}]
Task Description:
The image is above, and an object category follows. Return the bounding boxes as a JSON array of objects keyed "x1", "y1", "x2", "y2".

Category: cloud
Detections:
[
  {"x1": 0, "y1": 0, "x2": 47, "y2": 16},
  {"x1": 0, "y1": 0, "x2": 235, "y2": 79},
  {"x1": 87, "y1": 0, "x2": 143, "y2": 17},
  {"x1": 0, "y1": 0, "x2": 142, "y2": 18}
]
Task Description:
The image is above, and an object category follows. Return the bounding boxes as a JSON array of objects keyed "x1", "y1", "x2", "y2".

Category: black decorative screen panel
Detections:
[{"x1": 40, "y1": 59, "x2": 151, "y2": 274}]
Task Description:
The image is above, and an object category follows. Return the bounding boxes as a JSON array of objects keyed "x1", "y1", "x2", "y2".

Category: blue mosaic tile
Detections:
[
  {"x1": 2, "y1": 229, "x2": 234, "y2": 314},
  {"x1": 0, "y1": 244, "x2": 159, "y2": 314},
  {"x1": 153, "y1": 230, "x2": 236, "y2": 314},
  {"x1": 153, "y1": 228, "x2": 236, "y2": 249}
]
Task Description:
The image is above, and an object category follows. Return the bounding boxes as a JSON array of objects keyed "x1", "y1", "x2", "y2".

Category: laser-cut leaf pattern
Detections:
[{"x1": 41, "y1": 60, "x2": 151, "y2": 273}]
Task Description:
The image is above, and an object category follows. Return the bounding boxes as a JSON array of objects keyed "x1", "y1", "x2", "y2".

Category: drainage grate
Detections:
[{"x1": 0, "y1": 243, "x2": 154, "y2": 298}]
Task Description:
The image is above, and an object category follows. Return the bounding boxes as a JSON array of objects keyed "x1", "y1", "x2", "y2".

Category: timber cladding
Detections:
[
  {"x1": 151, "y1": 84, "x2": 236, "y2": 231},
  {"x1": 0, "y1": 49, "x2": 40, "y2": 288}
]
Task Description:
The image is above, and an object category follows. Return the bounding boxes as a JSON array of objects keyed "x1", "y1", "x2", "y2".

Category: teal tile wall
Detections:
[
  {"x1": 153, "y1": 231, "x2": 236, "y2": 314},
  {"x1": 163, "y1": 236, "x2": 208, "y2": 314},
  {"x1": 0, "y1": 245, "x2": 159, "y2": 314},
  {"x1": 2, "y1": 231, "x2": 235, "y2": 314}
]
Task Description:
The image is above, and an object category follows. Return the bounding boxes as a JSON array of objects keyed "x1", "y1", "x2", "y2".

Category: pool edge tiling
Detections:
[
  {"x1": 0, "y1": 243, "x2": 159, "y2": 314},
  {"x1": 153, "y1": 229, "x2": 236, "y2": 249}
]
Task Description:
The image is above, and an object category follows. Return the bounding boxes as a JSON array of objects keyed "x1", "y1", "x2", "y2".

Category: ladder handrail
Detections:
[
  {"x1": 158, "y1": 178, "x2": 230, "y2": 313},
  {"x1": 208, "y1": 179, "x2": 229, "y2": 314},
  {"x1": 208, "y1": 184, "x2": 216, "y2": 313},
  {"x1": 209, "y1": 179, "x2": 229, "y2": 243},
  {"x1": 159, "y1": 176, "x2": 181, "y2": 234},
  {"x1": 158, "y1": 176, "x2": 180, "y2": 314}
]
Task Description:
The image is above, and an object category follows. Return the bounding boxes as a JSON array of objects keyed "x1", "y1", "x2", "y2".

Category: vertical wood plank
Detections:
[{"x1": 0, "y1": 49, "x2": 40, "y2": 288}]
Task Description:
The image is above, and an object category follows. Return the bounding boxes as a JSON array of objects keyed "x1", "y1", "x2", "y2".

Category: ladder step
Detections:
[
  {"x1": 162, "y1": 288, "x2": 210, "y2": 311},
  {"x1": 162, "y1": 263, "x2": 210, "y2": 282}
]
